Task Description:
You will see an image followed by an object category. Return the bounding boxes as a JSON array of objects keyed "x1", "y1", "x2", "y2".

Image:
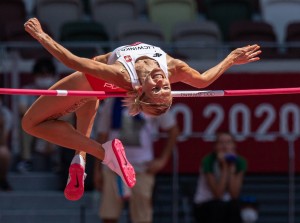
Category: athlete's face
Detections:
[{"x1": 142, "y1": 67, "x2": 171, "y2": 102}]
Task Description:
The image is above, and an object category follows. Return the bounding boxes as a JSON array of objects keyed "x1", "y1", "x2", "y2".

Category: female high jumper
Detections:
[{"x1": 22, "y1": 18, "x2": 261, "y2": 200}]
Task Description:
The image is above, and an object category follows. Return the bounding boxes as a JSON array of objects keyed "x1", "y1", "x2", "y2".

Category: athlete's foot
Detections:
[
  {"x1": 64, "y1": 155, "x2": 86, "y2": 201},
  {"x1": 102, "y1": 139, "x2": 136, "y2": 188}
]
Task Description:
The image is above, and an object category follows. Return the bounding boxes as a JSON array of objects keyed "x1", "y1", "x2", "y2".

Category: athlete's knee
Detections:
[{"x1": 21, "y1": 114, "x2": 36, "y2": 135}]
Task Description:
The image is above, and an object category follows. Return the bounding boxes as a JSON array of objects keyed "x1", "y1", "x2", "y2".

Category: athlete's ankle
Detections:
[
  {"x1": 101, "y1": 140, "x2": 113, "y2": 165},
  {"x1": 71, "y1": 154, "x2": 85, "y2": 166}
]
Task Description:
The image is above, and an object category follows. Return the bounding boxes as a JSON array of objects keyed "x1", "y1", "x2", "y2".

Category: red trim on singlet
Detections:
[{"x1": 85, "y1": 74, "x2": 126, "y2": 99}]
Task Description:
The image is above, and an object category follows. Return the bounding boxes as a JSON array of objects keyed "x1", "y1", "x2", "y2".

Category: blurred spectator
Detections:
[
  {"x1": 193, "y1": 132, "x2": 247, "y2": 223},
  {"x1": 94, "y1": 98, "x2": 179, "y2": 223},
  {"x1": 17, "y1": 57, "x2": 58, "y2": 172},
  {"x1": 0, "y1": 96, "x2": 13, "y2": 191}
]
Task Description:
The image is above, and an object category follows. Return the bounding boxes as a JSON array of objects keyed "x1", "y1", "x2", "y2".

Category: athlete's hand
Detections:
[
  {"x1": 24, "y1": 18, "x2": 44, "y2": 40},
  {"x1": 229, "y1": 44, "x2": 261, "y2": 65}
]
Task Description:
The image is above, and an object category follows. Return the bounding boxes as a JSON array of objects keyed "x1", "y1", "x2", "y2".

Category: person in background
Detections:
[
  {"x1": 0, "y1": 96, "x2": 13, "y2": 191},
  {"x1": 193, "y1": 132, "x2": 247, "y2": 223},
  {"x1": 94, "y1": 97, "x2": 179, "y2": 223},
  {"x1": 17, "y1": 57, "x2": 58, "y2": 172}
]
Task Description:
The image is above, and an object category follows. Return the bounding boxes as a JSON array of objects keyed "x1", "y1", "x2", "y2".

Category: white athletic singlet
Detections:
[{"x1": 107, "y1": 42, "x2": 168, "y2": 89}]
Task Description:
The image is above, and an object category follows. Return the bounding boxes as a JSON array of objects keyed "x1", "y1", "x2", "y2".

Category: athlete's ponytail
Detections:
[{"x1": 122, "y1": 90, "x2": 143, "y2": 116}]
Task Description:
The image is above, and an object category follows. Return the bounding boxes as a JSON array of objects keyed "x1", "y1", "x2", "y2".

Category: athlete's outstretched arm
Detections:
[
  {"x1": 24, "y1": 18, "x2": 119, "y2": 82},
  {"x1": 169, "y1": 45, "x2": 261, "y2": 89}
]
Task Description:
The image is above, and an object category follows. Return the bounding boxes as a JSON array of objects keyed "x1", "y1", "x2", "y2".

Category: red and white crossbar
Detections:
[{"x1": 1, "y1": 87, "x2": 300, "y2": 97}]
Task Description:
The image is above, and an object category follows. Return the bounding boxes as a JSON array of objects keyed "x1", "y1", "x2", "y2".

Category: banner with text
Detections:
[{"x1": 155, "y1": 73, "x2": 300, "y2": 174}]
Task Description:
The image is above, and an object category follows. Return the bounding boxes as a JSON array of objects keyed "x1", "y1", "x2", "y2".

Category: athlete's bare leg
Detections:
[
  {"x1": 64, "y1": 99, "x2": 100, "y2": 200},
  {"x1": 22, "y1": 72, "x2": 105, "y2": 160},
  {"x1": 22, "y1": 71, "x2": 136, "y2": 189},
  {"x1": 75, "y1": 99, "x2": 100, "y2": 158}
]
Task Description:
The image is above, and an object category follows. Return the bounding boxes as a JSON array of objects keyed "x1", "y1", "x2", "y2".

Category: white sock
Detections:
[
  {"x1": 102, "y1": 141, "x2": 113, "y2": 165},
  {"x1": 71, "y1": 154, "x2": 85, "y2": 167}
]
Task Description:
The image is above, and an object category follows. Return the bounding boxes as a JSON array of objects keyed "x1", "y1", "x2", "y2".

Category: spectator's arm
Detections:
[
  {"x1": 146, "y1": 124, "x2": 179, "y2": 174},
  {"x1": 228, "y1": 171, "x2": 244, "y2": 199},
  {"x1": 159, "y1": 124, "x2": 179, "y2": 163},
  {"x1": 205, "y1": 168, "x2": 230, "y2": 199}
]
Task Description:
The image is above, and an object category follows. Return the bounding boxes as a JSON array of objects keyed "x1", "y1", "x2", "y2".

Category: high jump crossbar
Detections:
[{"x1": 1, "y1": 87, "x2": 300, "y2": 97}]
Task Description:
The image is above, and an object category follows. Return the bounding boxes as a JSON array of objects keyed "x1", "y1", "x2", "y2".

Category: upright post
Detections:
[
  {"x1": 287, "y1": 137, "x2": 296, "y2": 223},
  {"x1": 172, "y1": 146, "x2": 179, "y2": 223}
]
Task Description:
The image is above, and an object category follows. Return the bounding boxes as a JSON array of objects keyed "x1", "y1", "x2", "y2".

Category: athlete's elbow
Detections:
[
  {"x1": 195, "y1": 80, "x2": 210, "y2": 89},
  {"x1": 201, "y1": 81, "x2": 210, "y2": 88}
]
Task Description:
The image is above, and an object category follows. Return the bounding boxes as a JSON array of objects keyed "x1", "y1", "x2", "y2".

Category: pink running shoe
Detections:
[
  {"x1": 102, "y1": 139, "x2": 136, "y2": 188},
  {"x1": 64, "y1": 156, "x2": 86, "y2": 201}
]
